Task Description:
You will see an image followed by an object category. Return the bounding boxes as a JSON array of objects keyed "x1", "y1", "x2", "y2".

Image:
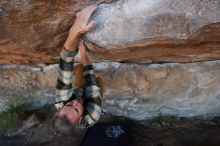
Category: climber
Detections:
[{"x1": 53, "y1": 5, "x2": 102, "y2": 128}]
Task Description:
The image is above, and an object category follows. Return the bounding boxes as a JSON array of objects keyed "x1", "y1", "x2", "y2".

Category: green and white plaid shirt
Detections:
[{"x1": 55, "y1": 48, "x2": 102, "y2": 128}]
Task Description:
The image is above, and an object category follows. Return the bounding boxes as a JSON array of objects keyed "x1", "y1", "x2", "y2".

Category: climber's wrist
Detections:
[{"x1": 82, "y1": 59, "x2": 91, "y2": 67}]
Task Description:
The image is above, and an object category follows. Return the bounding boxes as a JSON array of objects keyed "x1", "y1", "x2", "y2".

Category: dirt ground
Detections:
[{"x1": 1, "y1": 111, "x2": 220, "y2": 146}]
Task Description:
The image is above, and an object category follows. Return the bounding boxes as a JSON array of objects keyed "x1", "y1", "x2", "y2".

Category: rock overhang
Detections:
[{"x1": 0, "y1": 0, "x2": 220, "y2": 63}]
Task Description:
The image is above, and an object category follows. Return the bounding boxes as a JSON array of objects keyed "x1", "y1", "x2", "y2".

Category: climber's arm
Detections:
[
  {"x1": 54, "y1": 5, "x2": 97, "y2": 110},
  {"x1": 54, "y1": 48, "x2": 77, "y2": 110},
  {"x1": 83, "y1": 63, "x2": 102, "y2": 125},
  {"x1": 79, "y1": 41, "x2": 102, "y2": 126},
  {"x1": 79, "y1": 41, "x2": 101, "y2": 100}
]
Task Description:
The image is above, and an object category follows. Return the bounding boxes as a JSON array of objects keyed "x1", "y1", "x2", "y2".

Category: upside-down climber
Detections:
[{"x1": 53, "y1": 5, "x2": 102, "y2": 128}]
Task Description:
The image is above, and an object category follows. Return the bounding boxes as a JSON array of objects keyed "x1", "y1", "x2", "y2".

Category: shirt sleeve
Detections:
[
  {"x1": 83, "y1": 65, "x2": 102, "y2": 127},
  {"x1": 54, "y1": 48, "x2": 78, "y2": 111}
]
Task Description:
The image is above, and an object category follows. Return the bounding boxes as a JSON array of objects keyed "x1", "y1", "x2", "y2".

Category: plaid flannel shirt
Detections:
[{"x1": 55, "y1": 48, "x2": 102, "y2": 128}]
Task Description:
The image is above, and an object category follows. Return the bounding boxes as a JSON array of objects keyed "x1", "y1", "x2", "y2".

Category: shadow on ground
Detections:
[{"x1": 0, "y1": 106, "x2": 220, "y2": 146}]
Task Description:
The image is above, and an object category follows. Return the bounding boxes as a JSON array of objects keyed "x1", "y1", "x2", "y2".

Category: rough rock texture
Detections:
[
  {"x1": 1, "y1": 61, "x2": 220, "y2": 120},
  {"x1": 1, "y1": 0, "x2": 220, "y2": 120},
  {"x1": 0, "y1": 0, "x2": 114, "y2": 64},
  {"x1": 0, "y1": 64, "x2": 57, "y2": 111},
  {"x1": 0, "y1": 0, "x2": 220, "y2": 63},
  {"x1": 86, "y1": 0, "x2": 220, "y2": 63},
  {"x1": 101, "y1": 61, "x2": 220, "y2": 119}
]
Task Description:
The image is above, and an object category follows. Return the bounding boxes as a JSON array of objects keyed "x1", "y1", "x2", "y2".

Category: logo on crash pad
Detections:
[{"x1": 105, "y1": 125, "x2": 125, "y2": 138}]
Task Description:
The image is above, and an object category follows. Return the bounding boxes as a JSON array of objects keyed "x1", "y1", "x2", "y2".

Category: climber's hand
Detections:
[
  {"x1": 73, "y1": 5, "x2": 97, "y2": 36},
  {"x1": 64, "y1": 5, "x2": 97, "y2": 51}
]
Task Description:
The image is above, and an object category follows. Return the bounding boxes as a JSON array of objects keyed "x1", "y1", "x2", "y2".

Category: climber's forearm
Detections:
[{"x1": 64, "y1": 32, "x2": 80, "y2": 51}]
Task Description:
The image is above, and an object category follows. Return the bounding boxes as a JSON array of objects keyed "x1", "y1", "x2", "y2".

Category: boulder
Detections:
[
  {"x1": 1, "y1": 0, "x2": 220, "y2": 120},
  {"x1": 1, "y1": 61, "x2": 220, "y2": 120},
  {"x1": 100, "y1": 61, "x2": 220, "y2": 119},
  {"x1": 0, "y1": 0, "x2": 113, "y2": 64},
  {"x1": 0, "y1": 0, "x2": 220, "y2": 63},
  {"x1": 86, "y1": 0, "x2": 220, "y2": 63}
]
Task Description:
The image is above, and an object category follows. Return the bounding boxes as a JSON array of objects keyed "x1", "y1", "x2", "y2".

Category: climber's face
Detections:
[{"x1": 58, "y1": 97, "x2": 84, "y2": 124}]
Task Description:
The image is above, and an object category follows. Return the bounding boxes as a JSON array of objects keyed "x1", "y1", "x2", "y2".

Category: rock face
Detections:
[
  {"x1": 0, "y1": 0, "x2": 113, "y2": 64},
  {"x1": 86, "y1": 0, "x2": 220, "y2": 63},
  {"x1": 0, "y1": 0, "x2": 220, "y2": 63},
  {"x1": 87, "y1": 0, "x2": 220, "y2": 46},
  {"x1": 0, "y1": 0, "x2": 220, "y2": 120},
  {"x1": 1, "y1": 61, "x2": 220, "y2": 120},
  {"x1": 101, "y1": 61, "x2": 220, "y2": 119},
  {"x1": 0, "y1": 64, "x2": 57, "y2": 112}
]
